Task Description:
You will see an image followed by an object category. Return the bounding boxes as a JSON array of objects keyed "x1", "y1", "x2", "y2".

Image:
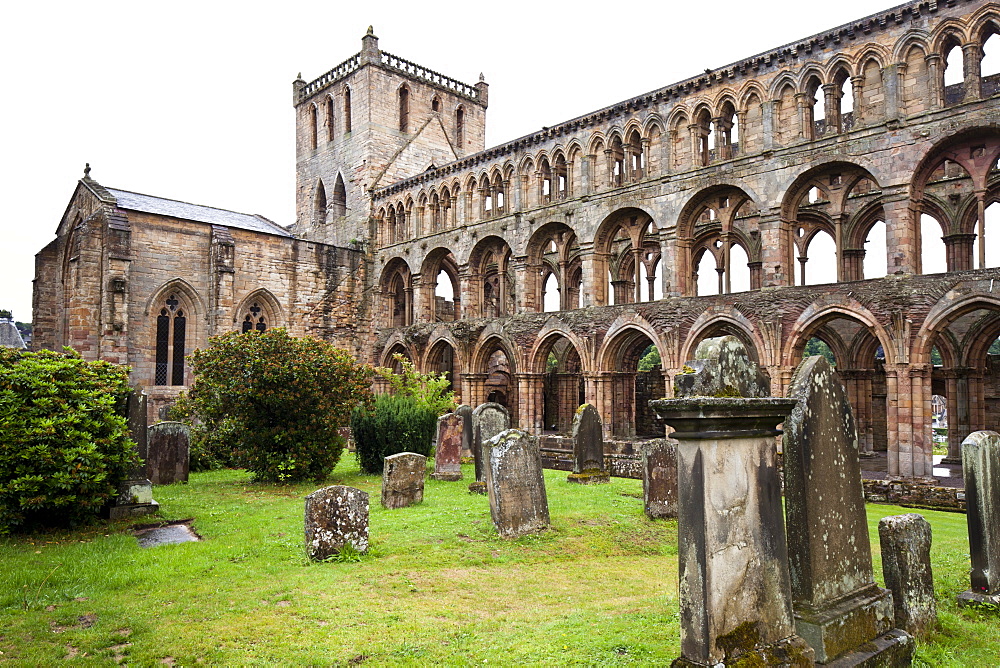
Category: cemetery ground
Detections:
[{"x1": 0, "y1": 462, "x2": 997, "y2": 666}]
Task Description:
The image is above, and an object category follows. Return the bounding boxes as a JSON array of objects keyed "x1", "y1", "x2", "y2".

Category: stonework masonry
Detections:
[{"x1": 33, "y1": 1, "x2": 1000, "y2": 477}]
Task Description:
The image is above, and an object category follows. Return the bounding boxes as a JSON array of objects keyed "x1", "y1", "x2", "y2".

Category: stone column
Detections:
[
  {"x1": 822, "y1": 83, "x2": 841, "y2": 133},
  {"x1": 963, "y1": 42, "x2": 983, "y2": 102},
  {"x1": 795, "y1": 92, "x2": 811, "y2": 140},
  {"x1": 649, "y1": 397, "x2": 813, "y2": 667},
  {"x1": 851, "y1": 75, "x2": 865, "y2": 124},
  {"x1": 519, "y1": 372, "x2": 546, "y2": 435},
  {"x1": 925, "y1": 53, "x2": 943, "y2": 109},
  {"x1": 883, "y1": 63, "x2": 901, "y2": 122}
]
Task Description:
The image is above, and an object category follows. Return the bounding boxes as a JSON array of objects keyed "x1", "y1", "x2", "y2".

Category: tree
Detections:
[
  {"x1": 637, "y1": 345, "x2": 661, "y2": 372},
  {"x1": 0, "y1": 348, "x2": 137, "y2": 534},
  {"x1": 375, "y1": 353, "x2": 456, "y2": 416},
  {"x1": 804, "y1": 337, "x2": 836, "y2": 366},
  {"x1": 184, "y1": 329, "x2": 373, "y2": 482}
]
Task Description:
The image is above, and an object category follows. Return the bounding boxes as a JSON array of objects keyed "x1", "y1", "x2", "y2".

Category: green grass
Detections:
[{"x1": 0, "y1": 459, "x2": 996, "y2": 665}]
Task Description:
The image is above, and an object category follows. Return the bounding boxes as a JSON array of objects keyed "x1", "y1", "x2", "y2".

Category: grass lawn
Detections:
[{"x1": 0, "y1": 459, "x2": 997, "y2": 666}]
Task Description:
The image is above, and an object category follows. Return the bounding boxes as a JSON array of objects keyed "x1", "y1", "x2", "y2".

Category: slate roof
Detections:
[{"x1": 106, "y1": 188, "x2": 292, "y2": 238}]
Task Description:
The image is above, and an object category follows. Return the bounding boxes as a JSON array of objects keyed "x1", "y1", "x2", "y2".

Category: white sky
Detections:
[{"x1": 1, "y1": 0, "x2": 887, "y2": 322}]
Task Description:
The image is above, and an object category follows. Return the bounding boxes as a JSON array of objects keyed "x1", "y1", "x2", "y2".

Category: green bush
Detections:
[
  {"x1": 183, "y1": 329, "x2": 373, "y2": 482},
  {"x1": 167, "y1": 394, "x2": 244, "y2": 472},
  {"x1": 0, "y1": 348, "x2": 137, "y2": 534},
  {"x1": 375, "y1": 353, "x2": 456, "y2": 416},
  {"x1": 351, "y1": 393, "x2": 437, "y2": 474}
]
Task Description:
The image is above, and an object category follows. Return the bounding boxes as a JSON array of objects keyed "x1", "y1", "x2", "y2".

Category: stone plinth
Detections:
[
  {"x1": 567, "y1": 403, "x2": 609, "y2": 484},
  {"x1": 381, "y1": 452, "x2": 426, "y2": 509},
  {"x1": 147, "y1": 421, "x2": 191, "y2": 485},
  {"x1": 641, "y1": 438, "x2": 677, "y2": 519},
  {"x1": 470, "y1": 402, "x2": 508, "y2": 495},
  {"x1": 484, "y1": 429, "x2": 550, "y2": 539},
  {"x1": 879, "y1": 513, "x2": 937, "y2": 637},
  {"x1": 305, "y1": 485, "x2": 369, "y2": 560},
  {"x1": 108, "y1": 389, "x2": 159, "y2": 519},
  {"x1": 959, "y1": 430, "x2": 1000, "y2": 606},
  {"x1": 650, "y1": 397, "x2": 813, "y2": 667},
  {"x1": 783, "y1": 356, "x2": 906, "y2": 664},
  {"x1": 432, "y1": 413, "x2": 464, "y2": 481}
]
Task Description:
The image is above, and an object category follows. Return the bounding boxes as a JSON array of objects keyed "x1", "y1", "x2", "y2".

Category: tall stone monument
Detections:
[
  {"x1": 432, "y1": 412, "x2": 464, "y2": 481},
  {"x1": 469, "y1": 402, "x2": 509, "y2": 494},
  {"x1": 959, "y1": 430, "x2": 1000, "y2": 607},
  {"x1": 566, "y1": 403, "x2": 609, "y2": 484},
  {"x1": 783, "y1": 356, "x2": 913, "y2": 663},
  {"x1": 455, "y1": 404, "x2": 473, "y2": 459},
  {"x1": 107, "y1": 388, "x2": 159, "y2": 519},
  {"x1": 483, "y1": 429, "x2": 550, "y2": 539}
]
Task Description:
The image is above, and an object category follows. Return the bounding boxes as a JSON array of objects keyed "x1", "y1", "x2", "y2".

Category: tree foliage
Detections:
[
  {"x1": 375, "y1": 353, "x2": 456, "y2": 416},
  {"x1": 184, "y1": 329, "x2": 373, "y2": 482},
  {"x1": 0, "y1": 348, "x2": 136, "y2": 534},
  {"x1": 351, "y1": 393, "x2": 437, "y2": 474},
  {"x1": 637, "y1": 345, "x2": 661, "y2": 372},
  {"x1": 804, "y1": 337, "x2": 836, "y2": 367}
]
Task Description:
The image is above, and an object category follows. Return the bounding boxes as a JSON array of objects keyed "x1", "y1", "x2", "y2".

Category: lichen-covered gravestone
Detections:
[
  {"x1": 641, "y1": 438, "x2": 677, "y2": 519},
  {"x1": 432, "y1": 413, "x2": 464, "y2": 481},
  {"x1": 879, "y1": 513, "x2": 936, "y2": 636},
  {"x1": 959, "y1": 430, "x2": 1000, "y2": 607},
  {"x1": 470, "y1": 402, "x2": 509, "y2": 495},
  {"x1": 484, "y1": 429, "x2": 550, "y2": 539},
  {"x1": 381, "y1": 452, "x2": 426, "y2": 509},
  {"x1": 783, "y1": 356, "x2": 911, "y2": 663},
  {"x1": 455, "y1": 404, "x2": 473, "y2": 459},
  {"x1": 566, "y1": 403, "x2": 609, "y2": 484},
  {"x1": 146, "y1": 421, "x2": 190, "y2": 485},
  {"x1": 304, "y1": 485, "x2": 369, "y2": 560},
  {"x1": 674, "y1": 335, "x2": 770, "y2": 398}
]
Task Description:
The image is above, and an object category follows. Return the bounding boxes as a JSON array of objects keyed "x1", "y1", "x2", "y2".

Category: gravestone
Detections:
[
  {"x1": 567, "y1": 403, "x2": 609, "y2": 484},
  {"x1": 432, "y1": 413, "x2": 464, "y2": 481},
  {"x1": 146, "y1": 421, "x2": 190, "y2": 485},
  {"x1": 783, "y1": 356, "x2": 910, "y2": 663},
  {"x1": 641, "y1": 438, "x2": 677, "y2": 519},
  {"x1": 674, "y1": 335, "x2": 770, "y2": 398},
  {"x1": 959, "y1": 430, "x2": 1000, "y2": 606},
  {"x1": 381, "y1": 452, "x2": 426, "y2": 509},
  {"x1": 470, "y1": 402, "x2": 509, "y2": 494},
  {"x1": 304, "y1": 485, "x2": 369, "y2": 560},
  {"x1": 483, "y1": 429, "x2": 550, "y2": 539},
  {"x1": 107, "y1": 388, "x2": 159, "y2": 519},
  {"x1": 879, "y1": 513, "x2": 937, "y2": 637},
  {"x1": 455, "y1": 404, "x2": 473, "y2": 459}
]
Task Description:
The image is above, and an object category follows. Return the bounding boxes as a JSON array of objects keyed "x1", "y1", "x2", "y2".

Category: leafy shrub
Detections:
[
  {"x1": 0, "y1": 348, "x2": 137, "y2": 534},
  {"x1": 351, "y1": 393, "x2": 437, "y2": 474},
  {"x1": 167, "y1": 393, "x2": 244, "y2": 472},
  {"x1": 184, "y1": 329, "x2": 373, "y2": 482},
  {"x1": 375, "y1": 353, "x2": 456, "y2": 416}
]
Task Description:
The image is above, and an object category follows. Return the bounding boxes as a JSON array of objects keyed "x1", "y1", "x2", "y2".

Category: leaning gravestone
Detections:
[
  {"x1": 567, "y1": 403, "x2": 609, "y2": 484},
  {"x1": 304, "y1": 485, "x2": 369, "y2": 560},
  {"x1": 674, "y1": 335, "x2": 770, "y2": 398},
  {"x1": 147, "y1": 421, "x2": 190, "y2": 485},
  {"x1": 455, "y1": 404, "x2": 473, "y2": 459},
  {"x1": 879, "y1": 513, "x2": 937, "y2": 637},
  {"x1": 432, "y1": 413, "x2": 464, "y2": 481},
  {"x1": 470, "y1": 402, "x2": 509, "y2": 494},
  {"x1": 783, "y1": 356, "x2": 912, "y2": 664},
  {"x1": 641, "y1": 438, "x2": 677, "y2": 519},
  {"x1": 381, "y1": 452, "x2": 426, "y2": 509},
  {"x1": 959, "y1": 430, "x2": 1000, "y2": 607},
  {"x1": 484, "y1": 429, "x2": 550, "y2": 539}
]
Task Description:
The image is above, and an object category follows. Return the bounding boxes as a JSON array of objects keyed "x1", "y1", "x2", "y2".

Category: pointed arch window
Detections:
[
  {"x1": 155, "y1": 294, "x2": 187, "y2": 386},
  {"x1": 241, "y1": 303, "x2": 267, "y2": 333},
  {"x1": 399, "y1": 86, "x2": 410, "y2": 133},
  {"x1": 325, "y1": 97, "x2": 335, "y2": 142},
  {"x1": 344, "y1": 87, "x2": 352, "y2": 134},
  {"x1": 309, "y1": 105, "x2": 318, "y2": 149},
  {"x1": 332, "y1": 174, "x2": 347, "y2": 217},
  {"x1": 456, "y1": 106, "x2": 465, "y2": 149}
]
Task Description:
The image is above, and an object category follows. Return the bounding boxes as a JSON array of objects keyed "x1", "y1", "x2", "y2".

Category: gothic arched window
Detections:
[
  {"x1": 241, "y1": 303, "x2": 267, "y2": 333},
  {"x1": 155, "y1": 294, "x2": 187, "y2": 386}
]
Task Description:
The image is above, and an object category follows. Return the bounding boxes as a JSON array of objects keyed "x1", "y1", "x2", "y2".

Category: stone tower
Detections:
[{"x1": 293, "y1": 27, "x2": 489, "y2": 246}]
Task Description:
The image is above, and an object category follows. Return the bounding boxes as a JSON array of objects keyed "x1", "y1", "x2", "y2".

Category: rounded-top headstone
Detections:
[
  {"x1": 381, "y1": 452, "x2": 426, "y2": 509},
  {"x1": 304, "y1": 485, "x2": 369, "y2": 560},
  {"x1": 675, "y1": 335, "x2": 770, "y2": 398}
]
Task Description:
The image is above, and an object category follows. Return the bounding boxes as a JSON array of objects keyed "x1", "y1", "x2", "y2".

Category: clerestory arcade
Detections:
[{"x1": 294, "y1": 0, "x2": 1000, "y2": 480}]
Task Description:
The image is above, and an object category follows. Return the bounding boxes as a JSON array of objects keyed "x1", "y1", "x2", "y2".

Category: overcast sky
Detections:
[{"x1": 1, "y1": 0, "x2": 886, "y2": 322}]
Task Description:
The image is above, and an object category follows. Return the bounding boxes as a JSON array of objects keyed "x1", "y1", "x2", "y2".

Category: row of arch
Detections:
[
  {"x1": 377, "y1": 133, "x2": 1000, "y2": 326},
  {"x1": 371, "y1": 8, "x2": 1000, "y2": 242}
]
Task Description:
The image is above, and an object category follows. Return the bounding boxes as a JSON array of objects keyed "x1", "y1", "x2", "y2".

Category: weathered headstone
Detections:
[
  {"x1": 959, "y1": 430, "x2": 1000, "y2": 607},
  {"x1": 381, "y1": 452, "x2": 426, "y2": 509},
  {"x1": 641, "y1": 438, "x2": 677, "y2": 519},
  {"x1": 483, "y1": 429, "x2": 550, "y2": 539},
  {"x1": 567, "y1": 403, "x2": 609, "y2": 484},
  {"x1": 455, "y1": 404, "x2": 473, "y2": 459},
  {"x1": 674, "y1": 335, "x2": 770, "y2": 398},
  {"x1": 432, "y1": 413, "x2": 464, "y2": 481},
  {"x1": 107, "y1": 388, "x2": 159, "y2": 519},
  {"x1": 879, "y1": 513, "x2": 937, "y2": 637},
  {"x1": 650, "y1": 396, "x2": 814, "y2": 666},
  {"x1": 470, "y1": 402, "x2": 509, "y2": 494},
  {"x1": 304, "y1": 485, "x2": 369, "y2": 560},
  {"x1": 783, "y1": 356, "x2": 911, "y2": 664},
  {"x1": 147, "y1": 421, "x2": 190, "y2": 485}
]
